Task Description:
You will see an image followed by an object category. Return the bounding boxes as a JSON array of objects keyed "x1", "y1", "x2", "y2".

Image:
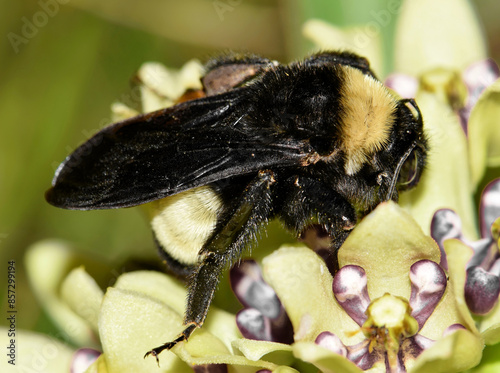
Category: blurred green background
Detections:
[{"x1": 1, "y1": 0, "x2": 499, "y2": 340}]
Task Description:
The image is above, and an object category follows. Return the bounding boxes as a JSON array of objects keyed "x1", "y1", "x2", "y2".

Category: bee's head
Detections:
[{"x1": 383, "y1": 99, "x2": 428, "y2": 201}]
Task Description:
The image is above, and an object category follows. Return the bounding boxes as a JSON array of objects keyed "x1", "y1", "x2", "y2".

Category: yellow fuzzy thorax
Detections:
[{"x1": 339, "y1": 67, "x2": 397, "y2": 175}]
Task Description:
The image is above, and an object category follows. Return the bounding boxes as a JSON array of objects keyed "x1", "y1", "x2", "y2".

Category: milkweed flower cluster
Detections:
[{"x1": 13, "y1": 0, "x2": 500, "y2": 372}]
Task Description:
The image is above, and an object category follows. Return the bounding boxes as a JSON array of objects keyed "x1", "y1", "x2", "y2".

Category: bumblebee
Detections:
[{"x1": 46, "y1": 51, "x2": 428, "y2": 361}]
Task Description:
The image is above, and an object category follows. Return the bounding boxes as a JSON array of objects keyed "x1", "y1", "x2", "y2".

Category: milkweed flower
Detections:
[
  {"x1": 382, "y1": 0, "x2": 500, "y2": 364},
  {"x1": 431, "y1": 179, "x2": 500, "y2": 347},
  {"x1": 24, "y1": 240, "x2": 295, "y2": 373},
  {"x1": 388, "y1": 0, "x2": 500, "y2": 242},
  {"x1": 230, "y1": 260, "x2": 294, "y2": 345},
  {"x1": 23, "y1": 0, "x2": 500, "y2": 371},
  {"x1": 23, "y1": 203, "x2": 484, "y2": 373},
  {"x1": 260, "y1": 203, "x2": 482, "y2": 373}
]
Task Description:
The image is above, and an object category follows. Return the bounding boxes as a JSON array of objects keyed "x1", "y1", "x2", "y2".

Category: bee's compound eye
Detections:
[{"x1": 397, "y1": 150, "x2": 419, "y2": 188}]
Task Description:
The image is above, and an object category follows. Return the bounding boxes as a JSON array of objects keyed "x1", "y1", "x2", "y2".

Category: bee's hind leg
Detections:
[{"x1": 144, "y1": 170, "x2": 276, "y2": 363}]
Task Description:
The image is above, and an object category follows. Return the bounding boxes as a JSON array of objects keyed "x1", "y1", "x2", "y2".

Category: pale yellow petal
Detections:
[
  {"x1": 293, "y1": 341, "x2": 363, "y2": 373},
  {"x1": 262, "y1": 245, "x2": 361, "y2": 346},
  {"x1": 84, "y1": 354, "x2": 108, "y2": 373},
  {"x1": 339, "y1": 202, "x2": 439, "y2": 299},
  {"x1": 468, "y1": 78, "x2": 500, "y2": 188},
  {"x1": 232, "y1": 338, "x2": 293, "y2": 365},
  {"x1": 399, "y1": 87, "x2": 478, "y2": 239},
  {"x1": 443, "y1": 239, "x2": 477, "y2": 332},
  {"x1": 410, "y1": 329, "x2": 483, "y2": 373},
  {"x1": 2, "y1": 328, "x2": 74, "y2": 373},
  {"x1": 395, "y1": 0, "x2": 486, "y2": 75},
  {"x1": 302, "y1": 19, "x2": 383, "y2": 77},
  {"x1": 98, "y1": 287, "x2": 191, "y2": 373},
  {"x1": 25, "y1": 240, "x2": 105, "y2": 347},
  {"x1": 61, "y1": 266, "x2": 104, "y2": 333},
  {"x1": 138, "y1": 60, "x2": 203, "y2": 113}
]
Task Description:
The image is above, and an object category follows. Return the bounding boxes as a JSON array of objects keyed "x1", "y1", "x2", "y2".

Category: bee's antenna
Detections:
[{"x1": 386, "y1": 141, "x2": 417, "y2": 201}]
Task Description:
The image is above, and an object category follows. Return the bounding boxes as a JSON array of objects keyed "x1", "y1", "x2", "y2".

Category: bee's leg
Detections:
[
  {"x1": 144, "y1": 170, "x2": 276, "y2": 363},
  {"x1": 279, "y1": 175, "x2": 357, "y2": 272}
]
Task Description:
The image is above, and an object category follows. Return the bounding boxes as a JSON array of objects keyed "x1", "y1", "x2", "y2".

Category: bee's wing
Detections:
[{"x1": 46, "y1": 91, "x2": 311, "y2": 210}]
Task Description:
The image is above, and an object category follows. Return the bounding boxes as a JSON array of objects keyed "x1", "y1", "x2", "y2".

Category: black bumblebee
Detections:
[{"x1": 46, "y1": 51, "x2": 428, "y2": 361}]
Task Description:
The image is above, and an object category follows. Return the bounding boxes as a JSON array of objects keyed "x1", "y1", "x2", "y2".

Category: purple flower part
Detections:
[
  {"x1": 409, "y1": 260, "x2": 447, "y2": 330},
  {"x1": 457, "y1": 109, "x2": 469, "y2": 133},
  {"x1": 193, "y1": 364, "x2": 228, "y2": 373},
  {"x1": 70, "y1": 348, "x2": 101, "y2": 373},
  {"x1": 235, "y1": 307, "x2": 294, "y2": 344},
  {"x1": 256, "y1": 370, "x2": 272, "y2": 373},
  {"x1": 387, "y1": 354, "x2": 406, "y2": 373},
  {"x1": 400, "y1": 334, "x2": 435, "y2": 361},
  {"x1": 236, "y1": 308, "x2": 273, "y2": 341},
  {"x1": 231, "y1": 260, "x2": 294, "y2": 344},
  {"x1": 346, "y1": 339, "x2": 382, "y2": 371},
  {"x1": 315, "y1": 331, "x2": 348, "y2": 357},
  {"x1": 465, "y1": 266, "x2": 500, "y2": 315},
  {"x1": 431, "y1": 180, "x2": 500, "y2": 268},
  {"x1": 316, "y1": 326, "x2": 437, "y2": 371},
  {"x1": 466, "y1": 238, "x2": 495, "y2": 269},
  {"x1": 385, "y1": 73, "x2": 419, "y2": 99},
  {"x1": 315, "y1": 332, "x2": 385, "y2": 371},
  {"x1": 479, "y1": 179, "x2": 500, "y2": 239},
  {"x1": 230, "y1": 260, "x2": 281, "y2": 318},
  {"x1": 430, "y1": 209, "x2": 493, "y2": 270},
  {"x1": 442, "y1": 323, "x2": 466, "y2": 337},
  {"x1": 268, "y1": 308, "x2": 295, "y2": 344},
  {"x1": 463, "y1": 59, "x2": 500, "y2": 99},
  {"x1": 431, "y1": 209, "x2": 463, "y2": 244},
  {"x1": 460, "y1": 59, "x2": 500, "y2": 132},
  {"x1": 430, "y1": 209, "x2": 464, "y2": 269},
  {"x1": 333, "y1": 265, "x2": 370, "y2": 326}
]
